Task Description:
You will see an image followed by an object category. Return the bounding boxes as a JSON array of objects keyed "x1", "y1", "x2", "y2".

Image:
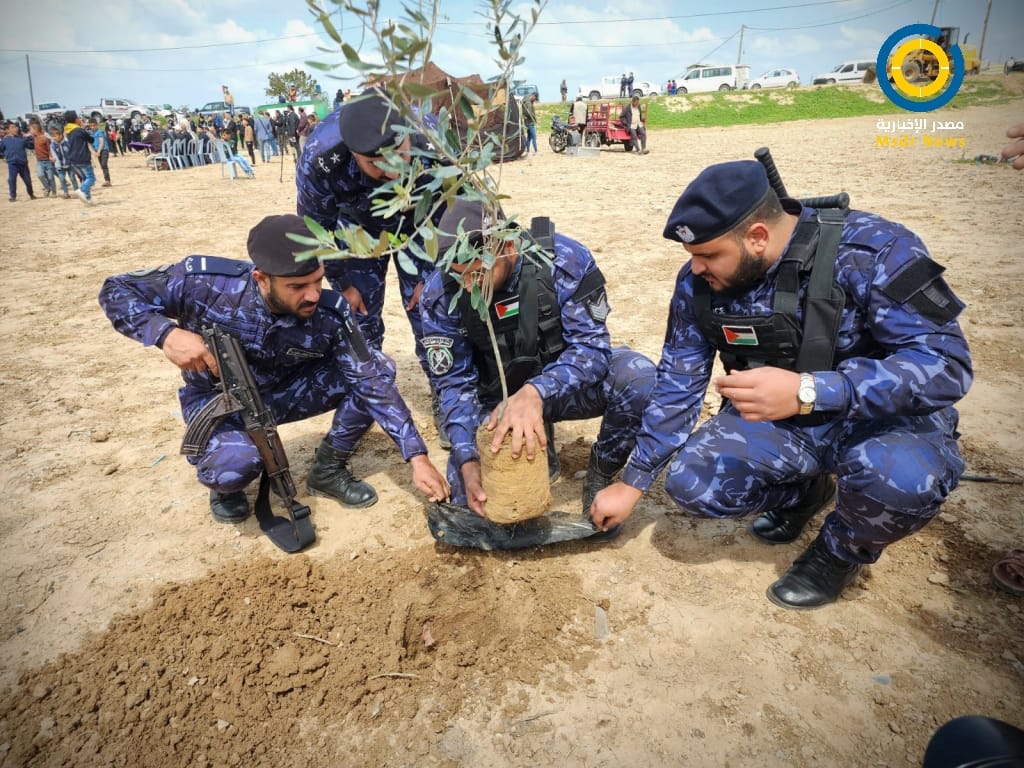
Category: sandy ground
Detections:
[{"x1": 1, "y1": 92, "x2": 1023, "y2": 767}]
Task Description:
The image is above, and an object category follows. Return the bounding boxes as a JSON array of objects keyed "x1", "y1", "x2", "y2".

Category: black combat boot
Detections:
[
  {"x1": 545, "y1": 421, "x2": 560, "y2": 483},
  {"x1": 306, "y1": 440, "x2": 378, "y2": 508},
  {"x1": 766, "y1": 533, "x2": 862, "y2": 610},
  {"x1": 749, "y1": 474, "x2": 836, "y2": 545},
  {"x1": 209, "y1": 489, "x2": 250, "y2": 524},
  {"x1": 582, "y1": 447, "x2": 622, "y2": 516},
  {"x1": 431, "y1": 389, "x2": 451, "y2": 450}
]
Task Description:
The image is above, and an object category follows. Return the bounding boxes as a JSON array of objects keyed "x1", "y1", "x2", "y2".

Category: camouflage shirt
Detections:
[{"x1": 623, "y1": 207, "x2": 974, "y2": 491}]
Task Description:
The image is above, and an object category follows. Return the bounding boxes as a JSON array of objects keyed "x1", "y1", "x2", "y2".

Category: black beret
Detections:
[
  {"x1": 246, "y1": 215, "x2": 321, "y2": 277},
  {"x1": 339, "y1": 88, "x2": 408, "y2": 155},
  {"x1": 436, "y1": 199, "x2": 506, "y2": 252},
  {"x1": 663, "y1": 160, "x2": 772, "y2": 245}
]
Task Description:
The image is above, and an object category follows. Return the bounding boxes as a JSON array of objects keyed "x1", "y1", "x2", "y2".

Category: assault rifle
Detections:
[{"x1": 180, "y1": 324, "x2": 315, "y2": 553}]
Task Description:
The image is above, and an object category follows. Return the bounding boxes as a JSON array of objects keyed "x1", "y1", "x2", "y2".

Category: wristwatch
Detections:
[{"x1": 798, "y1": 373, "x2": 817, "y2": 415}]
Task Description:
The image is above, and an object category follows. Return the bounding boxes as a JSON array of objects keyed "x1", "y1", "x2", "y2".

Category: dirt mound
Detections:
[{"x1": 0, "y1": 550, "x2": 601, "y2": 767}]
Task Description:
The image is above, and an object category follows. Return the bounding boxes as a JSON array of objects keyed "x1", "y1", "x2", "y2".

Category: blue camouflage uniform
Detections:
[
  {"x1": 295, "y1": 107, "x2": 439, "y2": 370},
  {"x1": 624, "y1": 205, "x2": 973, "y2": 564},
  {"x1": 98, "y1": 256, "x2": 428, "y2": 495},
  {"x1": 420, "y1": 231, "x2": 657, "y2": 504}
]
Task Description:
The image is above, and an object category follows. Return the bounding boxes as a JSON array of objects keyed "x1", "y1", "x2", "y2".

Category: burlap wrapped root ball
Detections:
[{"x1": 476, "y1": 424, "x2": 551, "y2": 524}]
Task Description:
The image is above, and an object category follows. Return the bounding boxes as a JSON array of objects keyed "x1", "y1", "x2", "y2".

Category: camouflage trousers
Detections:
[
  {"x1": 447, "y1": 347, "x2": 657, "y2": 505},
  {"x1": 181, "y1": 360, "x2": 394, "y2": 494},
  {"x1": 325, "y1": 252, "x2": 432, "y2": 376},
  {"x1": 662, "y1": 405, "x2": 964, "y2": 563}
]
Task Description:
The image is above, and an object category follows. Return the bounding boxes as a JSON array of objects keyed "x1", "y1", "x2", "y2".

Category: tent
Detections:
[{"x1": 381, "y1": 62, "x2": 525, "y2": 162}]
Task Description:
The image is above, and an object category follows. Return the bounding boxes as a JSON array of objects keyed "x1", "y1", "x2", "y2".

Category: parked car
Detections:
[
  {"x1": 26, "y1": 102, "x2": 70, "y2": 125},
  {"x1": 812, "y1": 60, "x2": 875, "y2": 85},
  {"x1": 510, "y1": 83, "x2": 539, "y2": 100},
  {"x1": 577, "y1": 75, "x2": 660, "y2": 100},
  {"x1": 197, "y1": 101, "x2": 252, "y2": 118},
  {"x1": 80, "y1": 98, "x2": 148, "y2": 122},
  {"x1": 675, "y1": 65, "x2": 750, "y2": 94},
  {"x1": 1005, "y1": 57, "x2": 1024, "y2": 74},
  {"x1": 746, "y1": 68, "x2": 800, "y2": 89}
]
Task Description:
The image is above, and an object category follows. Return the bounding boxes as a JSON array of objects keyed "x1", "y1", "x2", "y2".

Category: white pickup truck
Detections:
[
  {"x1": 577, "y1": 75, "x2": 660, "y2": 100},
  {"x1": 80, "y1": 98, "x2": 148, "y2": 122}
]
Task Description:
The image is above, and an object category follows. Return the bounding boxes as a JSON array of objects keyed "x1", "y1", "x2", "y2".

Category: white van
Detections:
[
  {"x1": 675, "y1": 64, "x2": 750, "y2": 94},
  {"x1": 812, "y1": 60, "x2": 875, "y2": 85}
]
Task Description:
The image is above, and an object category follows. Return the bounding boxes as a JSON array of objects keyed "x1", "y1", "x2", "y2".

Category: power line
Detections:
[{"x1": 0, "y1": 31, "x2": 321, "y2": 55}]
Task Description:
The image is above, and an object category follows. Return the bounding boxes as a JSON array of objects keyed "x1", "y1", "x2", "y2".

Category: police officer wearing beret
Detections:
[
  {"x1": 295, "y1": 88, "x2": 450, "y2": 443},
  {"x1": 99, "y1": 214, "x2": 449, "y2": 524},
  {"x1": 419, "y1": 200, "x2": 657, "y2": 519},
  {"x1": 590, "y1": 160, "x2": 973, "y2": 609}
]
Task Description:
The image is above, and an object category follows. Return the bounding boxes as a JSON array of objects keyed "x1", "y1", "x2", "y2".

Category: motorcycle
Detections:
[{"x1": 548, "y1": 115, "x2": 573, "y2": 153}]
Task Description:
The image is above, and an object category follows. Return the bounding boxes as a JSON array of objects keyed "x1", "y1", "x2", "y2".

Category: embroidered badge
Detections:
[
  {"x1": 423, "y1": 335, "x2": 455, "y2": 376},
  {"x1": 494, "y1": 297, "x2": 520, "y2": 319},
  {"x1": 286, "y1": 348, "x2": 324, "y2": 359},
  {"x1": 586, "y1": 290, "x2": 611, "y2": 322},
  {"x1": 722, "y1": 325, "x2": 759, "y2": 346},
  {"x1": 675, "y1": 224, "x2": 696, "y2": 243}
]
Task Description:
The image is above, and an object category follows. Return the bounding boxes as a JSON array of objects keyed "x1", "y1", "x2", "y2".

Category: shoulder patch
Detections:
[
  {"x1": 423, "y1": 335, "x2": 455, "y2": 376},
  {"x1": 182, "y1": 255, "x2": 250, "y2": 277},
  {"x1": 585, "y1": 289, "x2": 611, "y2": 323},
  {"x1": 127, "y1": 264, "x2": 172, "y2": 278}
]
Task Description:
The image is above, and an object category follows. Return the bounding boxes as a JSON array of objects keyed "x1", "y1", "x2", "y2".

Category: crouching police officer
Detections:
[
  {"x1": 98, "y1": 214, "x2": 448, "y2": 524},
  {"x1": 419, "y1": 200, "x2": 657, "y2": 519},
  {"x1": 590, "y1": 160, "x2": 973, "y2": 608}
]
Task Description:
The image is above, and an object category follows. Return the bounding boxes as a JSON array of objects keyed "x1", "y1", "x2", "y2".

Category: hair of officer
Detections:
[{"x1": 730, "y1": 190, "x2": 784, "y2": 243}]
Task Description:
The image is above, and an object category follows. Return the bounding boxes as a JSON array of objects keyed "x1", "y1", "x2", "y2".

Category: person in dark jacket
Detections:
[
  {"x1": 1, "y1": 121, "x2": 36, "y2": 201},
  {"x1": 62, "y1": 111, "x2": 96, "y2": 204}
]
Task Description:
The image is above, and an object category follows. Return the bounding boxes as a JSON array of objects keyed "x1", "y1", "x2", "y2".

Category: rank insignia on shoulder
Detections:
[{"x1": 286, "y1": 348, "x2": 324, "y2": 359}]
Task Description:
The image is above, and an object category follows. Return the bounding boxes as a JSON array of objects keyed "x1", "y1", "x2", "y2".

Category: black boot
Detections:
[
  {"x1": 749, "y1": 474, "x2": 836, "y2": 545},
  {"x1": 431, "y1": 389, "x2": 451, "y2": 450},
  {"x1": 582, "y1": 447, "x2": 622, "y2": 516},
  {"x1": 209, "y1": 489, "x2": 250, "y2": 524},
  {"x1": 545, "y1": 421, "x2": 560, "y2": 483},
  {"x1": 306, "y1": 441, "x2": 378, "y2": 508},
  {"x1": 766, "y1": 534, "x2": 862, "y2": 609}
]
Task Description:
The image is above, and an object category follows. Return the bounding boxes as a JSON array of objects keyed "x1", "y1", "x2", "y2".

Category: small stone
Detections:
[
  {"x1": 927, "y1": 572, "x2": 949, "y2": 586},
  {"x1": 188, "y1": 676, "x2": 200, "y2": 686},
  {"x1": 90, "y1": 430, "x2": 110, "y2": 443},
  {"x1": 1001, "y1": 650, "x2": 1019, "y2": 663},
  {"x1": 889, "y1": 721, "x2": 902, "y2": 734},
  {"x1": 216, "y1": 719, "x2": 231, "y2": 732},
  {"x1": 102, "y1": 464, "x2": 119, "y2": 476},
  {"x1": 594, "y1": 606, "x2": 610, "y2": 640}
]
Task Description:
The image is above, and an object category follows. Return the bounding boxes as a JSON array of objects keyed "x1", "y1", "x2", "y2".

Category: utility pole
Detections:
[
  {"x1": 978, "y1": 0, "x2": 992, "y2": 64},
  {"x1": 26, "y1": 55, "x2": 35, "y2": 113},
  {"x1": 737, "y1": 24, "x2": 745, "y2": 65},
  {"x1": 929, "y1": 0, "x2": 939, "y2": 25}
]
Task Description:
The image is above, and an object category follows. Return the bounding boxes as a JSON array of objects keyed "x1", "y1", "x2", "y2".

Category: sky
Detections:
[{"x1": 1, "y1": 0, "x2": 1022, "y2": 118}]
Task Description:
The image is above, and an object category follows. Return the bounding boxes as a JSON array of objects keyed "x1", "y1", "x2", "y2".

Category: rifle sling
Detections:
[{"x1": 254, "y1": 471, "x2": 316, "y2": 553}]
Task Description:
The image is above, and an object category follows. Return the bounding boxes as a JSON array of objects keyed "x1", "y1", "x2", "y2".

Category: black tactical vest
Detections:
[
  {"x1": 447, "y1": 217, "x2": 605, "y2": 403},
  {"x1": 692, "y1": 208, "x2": 848, "y2": 424}
]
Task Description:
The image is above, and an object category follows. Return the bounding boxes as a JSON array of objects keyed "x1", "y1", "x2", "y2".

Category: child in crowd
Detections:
[
  {"x1": 1, "y1": 121, "x2": 36, "y2": 202},
  {"x1": 49, "y1": 124, "x2": 77, "y2": 198},
  {"x1": 29, "y1": 122, "x2": 57, "y2": 197},
  {"x1": 63, "y1": 111, "x2": 97, "y2": 204},
  {"x1": 219, "y1": 129, "x2": 254, "y2": 177}
]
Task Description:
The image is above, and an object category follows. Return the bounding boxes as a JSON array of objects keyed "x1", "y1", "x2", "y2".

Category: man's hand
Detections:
[
  {"x1": 460, "y1": 460, "x2": 488, "y2": 517},
  {"x1": 590, "y1": 481, "x2": 643, "y2": 531},
  {"x1": 713, "y1": 367, "x2": 802, "y2": 421},
  {"x1": 409, "y1": 454, "x2": 450, "y2": 502},
  {"x1": 487, "y1": 384, "x2": 545, "y2": 459},
  {"x1": 162, "y1": 328, "x2": 218, "y2": 375},
  {"x1": 1001, "y1": 122, "x2": 1024, "y2": 171},
  {"x1": 342, "y1": 285, "x2": 367, "y2": 315}
]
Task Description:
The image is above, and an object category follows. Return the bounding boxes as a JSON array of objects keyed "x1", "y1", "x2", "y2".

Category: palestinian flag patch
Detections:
[
  {"x1": 495, "y1": 297, "x2": 520, "y2": 319},
  {"x1": 722, "y1": 325, "x2": 759, "y2": 346}
]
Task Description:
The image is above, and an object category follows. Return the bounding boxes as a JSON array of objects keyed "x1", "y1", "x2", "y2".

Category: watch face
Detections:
[{"x1": 799, "y1": 383, "x2": 815, "y2": 404}]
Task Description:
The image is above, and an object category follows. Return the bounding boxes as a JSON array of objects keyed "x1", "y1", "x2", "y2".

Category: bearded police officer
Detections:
[
  {"x1": 295, "y1": 88, "x2": 451, "y2": 445},
  {"x1": 419, "y1": 200, "x2": 657, "y2": 520},
  {"x1": 99, "y1": 214, "x2": 448, "y2": 524},
  {"x1": 590, "y1": 160, "x2": 973, "y2": 609}
]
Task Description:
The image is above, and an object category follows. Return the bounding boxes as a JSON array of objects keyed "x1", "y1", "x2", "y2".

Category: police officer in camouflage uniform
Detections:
[
  {"x1": 98, "y1": 214, "x2": 449, "y2": 524},
  {"x1": 295, "y1": 88, "x2": 451, "y2": 445},
  {"x1": 590, "y1": 161, "x2": 973, "y2": 609},
  {"x1": 419, "y1": 200, "x2": 658, "y2": 519}
]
